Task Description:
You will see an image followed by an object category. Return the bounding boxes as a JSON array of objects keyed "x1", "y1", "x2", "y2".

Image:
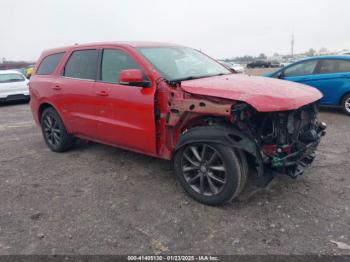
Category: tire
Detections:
[
  {"x1": 174, "y1": 142, "x2": 243, "y2": 206},
  {"x1": 341, "y1": 93, "x2": 350, "y2": 116},
  {"x1": 235, "y1": 149, "x2": 248, "y2": 195},
  {"x1": 41, "y1": 107, "x2": 74, "y2": 152}
]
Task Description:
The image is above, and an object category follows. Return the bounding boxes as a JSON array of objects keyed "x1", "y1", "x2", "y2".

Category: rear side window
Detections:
[
  {"x1": 64, "y1": 50, "x2": 99, "y2": 80},
  {"x1": 101, "y1": 49, "x2": 141, "y2": 84},
  {"x1": 337, "y1": 60, "x2": 350, "y2": 72},
  {"x1": 37, "y1": 52, "x2": 65, "y2": 75},
  {"x1": 316, "y1": 59, "x2": 350, "y2": 74}
]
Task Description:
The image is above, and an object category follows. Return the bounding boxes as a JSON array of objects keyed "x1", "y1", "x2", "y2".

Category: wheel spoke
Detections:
[
  {"x1": 201, "y1": 145, "x2": 207, "y2": 162},
  {"x1": 182, "y1": 165, "x2": 199, "y2": 172},
  {"x1": 47, "y1": 116, "x2": 53, "y2": 127},
  {"x1": 209, "y1": 165, "x2": 226, "y2": 172},
  {"x1": 52, "y1": 128, "x2": 60, "y2": 134},
  {"x1": 188, "y1": 173, "x2": 201, "y2": 184},
  {"x1": 190, "y1": 146, "x2": 202, "y2": 162},
  {"x1": 44, "y1": 119, "x2": 51, "y2": 129},
  {"x1": 184, "y1": 153, "x2": 200, "y2": 167},
  {"x1": 199, "y1": 174, "x2": 204, "y2": 194},
  {"x1": 207, "y1": 151, "x2": 217, "y2": 165},
  {"x1": 53, "y1": 132, "x2": 60, "y2": 142},
  {"x1": 208, "y1": 173, "x2": 225, "y2": 184},
  {"x1": 207, "y1": 176, "x2": 218, "y2": 194}
]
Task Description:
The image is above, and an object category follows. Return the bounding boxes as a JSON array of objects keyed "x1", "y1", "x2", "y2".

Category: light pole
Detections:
[{"x1": 291, "y1": 34, "x2": 294, "y2": 57}]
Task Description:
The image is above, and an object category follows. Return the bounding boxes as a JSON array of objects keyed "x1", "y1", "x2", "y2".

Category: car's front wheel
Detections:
[
  {"x1": 174, "y1": 143, "x2": 245, "y2": 206},
  {"x1": 341, "y1": 93, "x2": 350, "y2": 116},
  {"x1": 41, "y1": 107, "x2": 74, "y2": 152}
]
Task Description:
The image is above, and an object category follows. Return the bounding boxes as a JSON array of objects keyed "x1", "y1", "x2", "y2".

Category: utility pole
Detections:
[{"x1": 291, "y1": 34, "x2": 294, "y2": 57}]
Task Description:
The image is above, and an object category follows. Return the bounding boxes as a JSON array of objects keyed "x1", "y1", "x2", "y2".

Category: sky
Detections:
[{"x1": 1, "y1": 0, "x2": 349, "y2": 61}]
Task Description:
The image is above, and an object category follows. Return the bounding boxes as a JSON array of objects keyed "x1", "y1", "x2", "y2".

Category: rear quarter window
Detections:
[{"x1": 37, "y1": 52, "x2": 65, "y2": 75}]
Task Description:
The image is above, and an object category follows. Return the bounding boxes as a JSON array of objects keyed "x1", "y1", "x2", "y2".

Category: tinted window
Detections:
[
  {"x1": 37, "y1": 52, "x2": 65, "y2": 75},
  {"x1": 317, "y1": 59, "x2": 350, "y2": 74},
  {"x1": 337, "y1": 60, "x2": 350, "y2": 72},
  {"x1": 0, "y1": 73, "x2": 25, "y2": 83},
  {"x1": 101, "y1": 49, "x2": 141, "y2": 83},
  {"x1": 317, "y1": 59, "x2": 339, "y2": 74},
  {"x1": 284, "y1": 60, "x2": 318, "y2": 77},
  {"x1": 64, "y1": 50, "x2": 98, "y2": 80}
]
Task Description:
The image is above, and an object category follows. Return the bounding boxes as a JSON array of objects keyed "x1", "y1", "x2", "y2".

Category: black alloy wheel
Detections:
[
  {"x1": 41, "y1": 107, "x2": 74, "y2": 152},
  {"x1": 174, "y1": 142, "x2": 244, "y2": 205}
]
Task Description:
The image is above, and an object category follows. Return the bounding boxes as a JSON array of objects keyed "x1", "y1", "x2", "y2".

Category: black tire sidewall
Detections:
[{"x1": 174, "y1": 143, "x2": 242, "y2": 206}]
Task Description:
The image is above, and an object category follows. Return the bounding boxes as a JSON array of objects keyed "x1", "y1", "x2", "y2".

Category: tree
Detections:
[
  {"x1": 306, "y1": 48, "x2": 316, "y2": 57},
  {"x1": 319, "y1": 47, "x2": 329, "y2": 54},
  {"x1": 258, "y1": 53, "x2": 267, "y2": 60}
]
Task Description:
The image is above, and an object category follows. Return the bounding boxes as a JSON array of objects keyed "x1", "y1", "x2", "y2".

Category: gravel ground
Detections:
[{"x1": 0, "y1": 72, "x2": 349, "y2": 255}]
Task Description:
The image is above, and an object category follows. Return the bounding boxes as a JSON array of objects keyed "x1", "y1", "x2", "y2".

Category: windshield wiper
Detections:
[
  {"x1": 169, "y1": 75, "x2": 206, "y2": 82},
  {"x1": 166, "y1": 73, "x2": 230, "y2": 86}
]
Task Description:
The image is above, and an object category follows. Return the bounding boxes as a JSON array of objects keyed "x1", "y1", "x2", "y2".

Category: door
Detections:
[
  {"x1": 281, "y1": 59, "x2": 326, "y2": 100},
  {"x1": 55, "y1": 49, "x2": 99, "y2": 137},
  {"x1": 282, "y1": 59, "x2": 318, "y2": 85},
  {"x1": 310, "y1": 59, "x2": 350, "y2": 105},
  {"x1": 94, "y1": 48, "x2": 157, "y2": 155}
]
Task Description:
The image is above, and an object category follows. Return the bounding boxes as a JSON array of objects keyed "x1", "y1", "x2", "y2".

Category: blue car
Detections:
[{"x1": 265, "y1": 56, "x2": 350, "y2": 115}]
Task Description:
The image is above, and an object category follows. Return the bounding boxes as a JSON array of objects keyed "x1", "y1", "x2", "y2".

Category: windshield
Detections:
[
  {"x1": 137, "y1": 47, "x2": 231, "y2": 81},
  {"x1": 0, "y1": 73, "x2": 25, "y2": 83}
]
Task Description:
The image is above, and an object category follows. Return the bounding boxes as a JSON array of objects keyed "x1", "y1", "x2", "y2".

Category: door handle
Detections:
[
  {"x1": 96, "y1": 90, "x2": 109, "y2": 96},
  {"x1": 52, "y1": 85, "x2": 61, "y2": 90}
]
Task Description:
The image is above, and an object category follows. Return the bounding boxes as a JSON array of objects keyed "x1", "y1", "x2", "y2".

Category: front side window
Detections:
[
  {"x1": 0, "y1": 73, "x2": 25, "y2": 83},
  {"x1": 101, "y1": 49, "x2": 141, "y2": 84},
  {"x1": 137, "y1": 47, "x2": 230, "y2": 81},
  {"x1": 284, "y1": 60, "x2": 318, "y2": 77},
  {"x1": 64, "y1": 50, "x2": 98, "y2": 80},
  {"x1": 37, "y1": 52, "x2": 65, "y2": 75}
]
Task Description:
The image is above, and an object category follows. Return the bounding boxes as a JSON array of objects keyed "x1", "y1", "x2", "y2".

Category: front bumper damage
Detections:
[
  {"x1": 232, "y1": 102, "x2": 326, "y2": 186},
  {"x1": 265, "y1": 121, "x2": 326, "y2": 179}
]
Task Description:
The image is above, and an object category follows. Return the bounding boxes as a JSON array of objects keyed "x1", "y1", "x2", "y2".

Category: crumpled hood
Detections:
[{"x1": 180, "y1": 74, "x2": 322, "y2": 112}]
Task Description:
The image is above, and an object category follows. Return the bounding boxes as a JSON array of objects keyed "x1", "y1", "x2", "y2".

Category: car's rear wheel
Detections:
[
  {"x1": 341, "y1": 93, "x2": 350, "y2": 116},
  {"x1": 41, "y1": 107, "x2": 74, "y2": 152},
  {"x1": 174, "y1": 143, "x2": 244, "y2": 206}
]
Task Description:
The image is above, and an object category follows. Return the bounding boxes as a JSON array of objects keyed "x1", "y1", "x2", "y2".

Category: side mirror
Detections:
[
  {"x1": 119, "y1": 69, "x2": 150, "y2": 88},
  {"x1": 276, "y1": 71, "x2": 284, "y2": 79}
]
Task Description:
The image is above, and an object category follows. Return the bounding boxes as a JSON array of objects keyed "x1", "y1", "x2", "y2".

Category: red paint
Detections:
[
  {"x1": 180, "y1": 74, "x2": 322, "y2": 112},
  {"x1": 29, "y1": 42, "x2": 322, "y2": 160},
  {"x1": 119, "y1": 69, "x2": 144, "y2": 84}
]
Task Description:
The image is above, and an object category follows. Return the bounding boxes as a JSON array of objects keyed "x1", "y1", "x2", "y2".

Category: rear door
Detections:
[
  {"x1": 55, "y1": 49, "x2": 99, "y2": 137},
  {"x1": 311, "y1": 59, "x2": 350, "y2": 105},
  {"x1": 94, "y1": 47, "x2": 157, "y2": 155}
]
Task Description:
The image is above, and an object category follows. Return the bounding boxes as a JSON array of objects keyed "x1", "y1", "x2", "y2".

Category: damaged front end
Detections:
[{"x1": 232, "y1": 102, "x2": 326, "y2": 183}]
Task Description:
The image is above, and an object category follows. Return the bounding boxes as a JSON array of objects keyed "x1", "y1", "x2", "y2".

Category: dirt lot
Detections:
[{"x1": 0, "y1": 70, "x2": 350, "y2": 255}]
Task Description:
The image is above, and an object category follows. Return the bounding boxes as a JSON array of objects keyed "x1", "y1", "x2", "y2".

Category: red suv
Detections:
[{"x1": 29, "y1": 42, "x2": 326, "y2": 205}]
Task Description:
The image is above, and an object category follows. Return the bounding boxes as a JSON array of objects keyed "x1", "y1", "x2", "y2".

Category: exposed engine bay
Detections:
[{"x1": 232, "y1": 102, "x2": 327, "y2": 180}]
